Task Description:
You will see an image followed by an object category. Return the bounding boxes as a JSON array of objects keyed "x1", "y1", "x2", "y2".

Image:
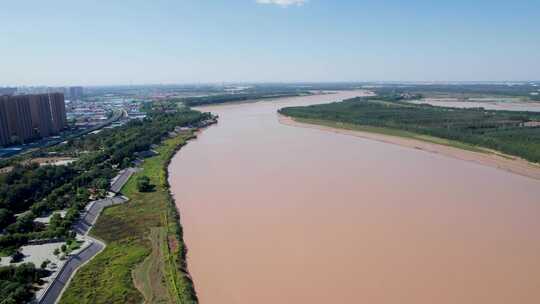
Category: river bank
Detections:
[
  {"x1": 280, "y1": 115, "x2": 540, "y2": 180},
  {"x1": 59, "y1": 132, "x2": 199, "y2": 304}
]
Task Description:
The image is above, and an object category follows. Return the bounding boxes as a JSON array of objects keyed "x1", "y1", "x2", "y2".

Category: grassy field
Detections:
[{"x1": 60, "y1": 133, "x2": 197, "y2": 304}]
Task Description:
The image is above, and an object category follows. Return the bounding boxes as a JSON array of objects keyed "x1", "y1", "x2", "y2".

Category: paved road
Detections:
[
  {"x1": 39, "y1": 238, "x2": 104, "y2": 304},
  {"x1": 39, "y1": 196, "x2": 127, "y2": 304},
  {"x1": 110, "y1": 168, "x2": 137, "y2": 193},
  {"x1": 72, "y1": 196, "x2": 127, "y2": 235}
]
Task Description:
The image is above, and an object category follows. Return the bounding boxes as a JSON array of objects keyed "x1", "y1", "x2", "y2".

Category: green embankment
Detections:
[{"x1": 60, "y1": 133, "x2": 197, "y2": 304}]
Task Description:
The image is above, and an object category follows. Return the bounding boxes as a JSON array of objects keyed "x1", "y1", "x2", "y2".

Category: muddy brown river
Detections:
[{"x1": 169, "y1": 91, "x2": 540, "y2": 304}]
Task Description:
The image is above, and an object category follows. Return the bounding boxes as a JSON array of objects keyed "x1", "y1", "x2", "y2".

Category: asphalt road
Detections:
[
  {"x1": 110, "y1": 168, "x2": 136, "y2": 193},
  {"x1": 39, "y1": 238, "x2": 104, "y2": 304},
  {"x1": 72, "y1": 196, "x2": 127, "y2": 235},
  {"x1": 38, "y1": 196, "x2": 127, "y2": 304}
]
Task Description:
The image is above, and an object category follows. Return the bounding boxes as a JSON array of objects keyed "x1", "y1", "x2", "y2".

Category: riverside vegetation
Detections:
[
  {"x1": 1, "y1": 102, "x2": 213, "y2": 303},
  {"x1": 279, "y1": 95, "x2": 540, "y2": 163},
  {"x1": 180, "y1": 92, "x2": 310, "y2": 107},
  {"x1": 0, "y1": 263, "x2": 50, "y2": 304},
  {"x1": 59, "y1": 132, "x2": 200, "y2": 304}
]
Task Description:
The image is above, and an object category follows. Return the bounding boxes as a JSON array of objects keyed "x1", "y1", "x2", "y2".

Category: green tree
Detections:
[
  {"x1": 0, "y1": 208, "x2": 14, "y2": 230},
  {"x1": 136, "y1": 176, "x2": 153, "y2": 192},
  {"x1": 10, "y1": 250, "x2": 24, "y2": 263},
  {"x1": 93, "y1": 178, "x2": 109, "y2": 190},
  {"x1": 40, "y1": 259, "x2": 50, "y2": 269},
  {"x1": 48, "y1": 213, "x2": 63, "y2": 231}
]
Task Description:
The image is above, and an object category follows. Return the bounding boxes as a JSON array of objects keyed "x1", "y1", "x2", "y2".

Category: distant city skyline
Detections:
[{"x1": 1, "y1": 0, "x2": 539, "y2": 86}]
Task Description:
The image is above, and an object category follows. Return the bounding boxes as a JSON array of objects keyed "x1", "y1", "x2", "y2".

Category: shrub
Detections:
[{"x1": 136, "y1": 176, "x2": 153, "y2": 192}]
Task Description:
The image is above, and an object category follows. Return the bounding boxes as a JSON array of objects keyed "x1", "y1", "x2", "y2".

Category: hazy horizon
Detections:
[
  {"x1": 1, "y1": 0, "x2": 539, "y2": 86},
  {"x1": 4, "y1": 80, "x2": 540, "y2": 89}
]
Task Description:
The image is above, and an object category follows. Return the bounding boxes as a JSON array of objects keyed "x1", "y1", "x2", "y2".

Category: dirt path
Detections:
[
  {"x1": 280, "y1": 115, "x2": 540, "y2": 181},
  {"x1": 132, "y1": 227, "x2": 171, "y2": 304}
]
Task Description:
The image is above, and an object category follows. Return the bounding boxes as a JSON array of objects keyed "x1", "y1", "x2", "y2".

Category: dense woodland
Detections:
[
  {"x1": 0, "y1": 263, "x2": 49, "y2": 304},
  {"x1": 181, "y1": 91, "x2": 309, "y2": 106},
  {"x1": 280, "y1": 96, "x2": 540, "y2": 163},
  {"x1": 0, "y1": 108, "x2": 212, "y2": 301}
]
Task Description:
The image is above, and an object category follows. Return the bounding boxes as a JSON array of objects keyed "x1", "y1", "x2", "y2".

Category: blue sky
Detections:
[{"x1": 1, "y1": 0, "x2": 539, "y2": 85}]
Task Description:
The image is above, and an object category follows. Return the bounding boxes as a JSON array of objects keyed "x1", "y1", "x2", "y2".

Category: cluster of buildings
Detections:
[
  {"x1": 0, "y1": 93, "x2": 67, "y2": 146},
  {"x1": 66, "y1": 94, "x2": 148, "y2": 129}
]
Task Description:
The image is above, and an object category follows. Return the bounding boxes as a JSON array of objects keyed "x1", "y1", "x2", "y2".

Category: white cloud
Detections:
[{"x1": 256, "y1": 0, "x2": 307, "y2": 7}]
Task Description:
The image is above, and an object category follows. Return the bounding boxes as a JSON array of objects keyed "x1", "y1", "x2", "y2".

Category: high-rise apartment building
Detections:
[
  {"x1": 29, "y1": 94, "x2": 54, "y2": 137},
  {"x1": 69, "y1": 86, "x2": 84, "y2": 100},
  {"x1": 5, "y1": 95, "x2": 34, "y2": 143},
  {"x1": 49, "y1": 93, "x2": 67, "y2": 133},
  {"x1": 0, "y1": 87, "x2": 17, "y2": 96},
  {"x1": 0, "y1": 93, "x2": 67, "y2": 146},
  {"x1": 0, "y1": 96, "x2": 11, "y2": 146}
]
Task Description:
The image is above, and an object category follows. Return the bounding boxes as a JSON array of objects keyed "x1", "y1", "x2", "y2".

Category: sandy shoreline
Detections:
[{"x1": 279, "y1": 115, "x2": 540, "y2": 181}]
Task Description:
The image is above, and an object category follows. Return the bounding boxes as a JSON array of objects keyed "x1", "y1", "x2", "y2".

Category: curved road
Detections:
[
  {"x1": 38, "y1": 196, "x2": 127, "y2": 304},
  {"x1": 39, "y1": 238, "x2": 104, "y2": 304}
]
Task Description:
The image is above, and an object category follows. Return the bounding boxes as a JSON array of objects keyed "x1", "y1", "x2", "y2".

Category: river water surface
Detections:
[{"x1": 169, "y1": 91, "x2": 540, "y2": 304}]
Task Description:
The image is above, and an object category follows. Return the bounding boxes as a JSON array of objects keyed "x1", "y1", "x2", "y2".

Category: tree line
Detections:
[{"x1": 280, "y1": 97, "x2": 540, "y2": 163}]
